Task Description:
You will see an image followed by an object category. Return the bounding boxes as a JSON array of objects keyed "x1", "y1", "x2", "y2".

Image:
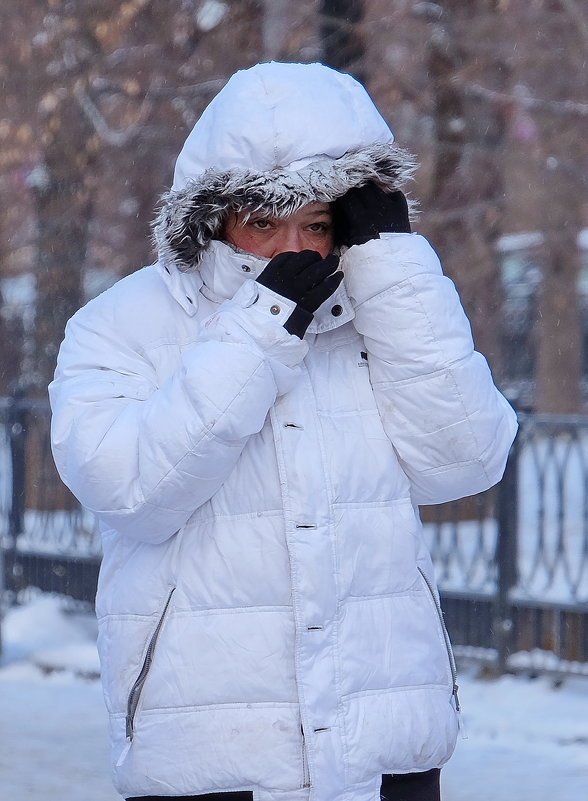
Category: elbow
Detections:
[
  {"x1": 92, "y1": 501, "x2": 188, "y2": 545},
  {"x1": 57, "y1": 461, "x2": 187, "y2": 546},
  {"x1": 410, "y1": 410, "x2": 519, "y2": 506},
  {"x1": 410, "y1": 458, "x2": 503, "y2": 506},
  {"x1": 480, "y1": 399, "x2": 519, "y2": 486}
]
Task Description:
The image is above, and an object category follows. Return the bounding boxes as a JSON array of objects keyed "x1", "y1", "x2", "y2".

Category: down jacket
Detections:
[{"x1": 49, "y1": 62, "x2": 518, "y2": 801}]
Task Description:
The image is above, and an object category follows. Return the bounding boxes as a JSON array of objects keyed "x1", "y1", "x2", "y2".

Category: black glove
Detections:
[
  {"x1": 333, "y1": 183, "x2": 411, "y2": 247},
  {"x1": 256, "y1": 250, "x2": 344, "y2": 338}
]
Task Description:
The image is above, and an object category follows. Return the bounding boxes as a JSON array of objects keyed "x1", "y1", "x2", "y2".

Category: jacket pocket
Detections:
[
  {"x1": 125, "y1": 586, "x2": 176, "y2": 743},
  {"x1": 417, "y1": 568, "x2": 462, "y2": 718},
  {"x1": 300, "y1": 725, "x2": 311, "y2": 789}
]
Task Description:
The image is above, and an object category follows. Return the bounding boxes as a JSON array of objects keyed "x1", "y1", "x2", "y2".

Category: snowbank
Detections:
[{"x1": 1, "y1": 595, "x2": 587, "y2": 801}]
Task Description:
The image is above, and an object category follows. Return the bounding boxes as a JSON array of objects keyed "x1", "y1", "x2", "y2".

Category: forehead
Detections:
[
  {"x1": 248, "y1": 202, "x2": 332, "y2": 219},
  {"x1": 301, "y1": 202, "x2": 331, "y2": 215}
]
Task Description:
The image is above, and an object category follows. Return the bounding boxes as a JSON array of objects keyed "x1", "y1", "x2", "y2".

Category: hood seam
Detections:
[{"x1": 153, "y1": 143, "x2": 418, "y2": 273}]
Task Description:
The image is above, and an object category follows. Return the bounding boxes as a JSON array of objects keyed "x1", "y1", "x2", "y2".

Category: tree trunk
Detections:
[
  {"x1": 30, "y1": 97, "x2": 95, "y2": 394},
  {"x1": 262, "y1": 0, "x2": 290, "y2": 59},
  {"x1": 504, "y1": 0, "x2": 585, "y2": 412},
  {"x1": 535, "y1": 232, "x2": 582, "y2": 413},
  {"x1": 31, "y1": 174, "x2": 91, "y2": 393},
  {"x1": 425, "y1": 1, "x2": 508, "y2": 374},
  {"x1": 319, "y1": 0, "x2": 365, "y2": 79}
]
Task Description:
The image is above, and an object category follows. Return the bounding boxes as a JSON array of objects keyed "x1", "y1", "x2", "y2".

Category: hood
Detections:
[{"x1": 153, "y1": 61, "x2": 416, "y2": 272}]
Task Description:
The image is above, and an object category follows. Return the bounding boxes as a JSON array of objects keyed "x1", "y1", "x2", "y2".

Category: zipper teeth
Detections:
[
  {"x1": 417, "y1": 567, "x2": 459, "y2": 701},
  {"x1": 125, "y1": 587, "x2": 176, "y2": 740},
  {"x1": 301, "y1": 727, "x2": 311, "y2": 788}
]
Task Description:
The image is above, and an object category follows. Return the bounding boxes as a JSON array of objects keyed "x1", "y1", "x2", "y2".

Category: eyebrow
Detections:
[
  {"x1": 303, "y1": 209, "x2": 333, "y2": 219},
  {"x1": 244, "y1": 207, "x2": 333, "y2": 223}
]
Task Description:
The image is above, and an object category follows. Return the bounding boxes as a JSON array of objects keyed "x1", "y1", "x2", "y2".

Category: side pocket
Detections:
[
  {"x1": 124, "y1": 586, "x2": 176, "y2": 743},
  {"x1": 417, "y1": 567, "x2": 464, "y2": 734},
  {"x1": 300, "y1": 726, "x2": 311, "y2": 789}
]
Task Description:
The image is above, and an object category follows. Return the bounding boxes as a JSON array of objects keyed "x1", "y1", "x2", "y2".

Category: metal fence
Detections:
[
  {"x1": 1, "y1": 393, "x2": 588, "y2": 676},
  {"x1": 422, "y1": 414, "x2": 588, "y2": 677},
  {"x1": 0, "y1": 393, "x2": 102, "y2": 613}
]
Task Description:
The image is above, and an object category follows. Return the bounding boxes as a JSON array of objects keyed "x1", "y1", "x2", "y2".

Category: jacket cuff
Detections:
[
  {"x1": 232, "y1": 279, "x2": 298, "y2": 324},
  {"x1": 200, "y1": 278, "x2": 309, "y2": 396},
  {"x1": 342, "y1": 234, "x2": 442, "y2": 308}
]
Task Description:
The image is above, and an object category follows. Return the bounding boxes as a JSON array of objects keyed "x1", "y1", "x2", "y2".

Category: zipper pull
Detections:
[
  {"x1": 116, "y1": 738, "x2": 132, "y2": 767},
  {"x1": 453, "y1": 684, "x2": 468, "y2": 740}
]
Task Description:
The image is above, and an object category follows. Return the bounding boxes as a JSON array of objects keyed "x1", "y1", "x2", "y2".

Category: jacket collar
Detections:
[
  {"x1": 155, "y1": 257, "x2": 202, "y2": 316},
  {"x1": 159, "y1": 240, "x2": 355, "y2": 334}
]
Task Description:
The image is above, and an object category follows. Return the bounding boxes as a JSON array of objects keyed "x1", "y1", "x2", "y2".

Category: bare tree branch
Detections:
[
  {"x1": 73, "y1": 83, "x2": 154, "y2": 146},
  {"x1": 559, "y1": 0, "x2": 588, "y2": 52},
  {"x1": 464, "y1": 81, "x2": 588, "y2": 118}
]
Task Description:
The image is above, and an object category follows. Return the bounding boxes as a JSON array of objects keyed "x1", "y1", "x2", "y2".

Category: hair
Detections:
[{"x1": 153, "y1": 144, "x2": 417, "y2": 272}]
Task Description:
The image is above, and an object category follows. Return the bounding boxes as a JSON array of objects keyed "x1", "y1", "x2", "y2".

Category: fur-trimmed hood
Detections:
[{"x1": 153, "y1": 61, "x2": 417, "y2": 272}]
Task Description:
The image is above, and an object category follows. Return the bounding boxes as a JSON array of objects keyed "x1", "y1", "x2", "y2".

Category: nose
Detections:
[{"x1": 272, "y1": 225, "x2": 306, "y2": 256}]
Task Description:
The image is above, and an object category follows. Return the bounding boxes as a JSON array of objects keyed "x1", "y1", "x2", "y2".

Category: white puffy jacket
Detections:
[{"x1": 49, "y1": 62, "x2": 517, "y2": 801}]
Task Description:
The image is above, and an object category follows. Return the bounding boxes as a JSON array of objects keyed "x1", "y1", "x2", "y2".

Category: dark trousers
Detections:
[
  {"x1": 127, "y1": 769, "x2": 441, "y2": 801},
  {"x1": 381, "y1": 769, "x2": 441, "y2": 801}
]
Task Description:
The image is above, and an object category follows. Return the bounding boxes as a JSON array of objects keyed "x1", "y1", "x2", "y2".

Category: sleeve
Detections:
[
  {"x1": 49, "y1": 278, "x2": 306, "y2": 544},
  {"x1": 342, "y1": 233, "x2": 518, "y2": 506}
]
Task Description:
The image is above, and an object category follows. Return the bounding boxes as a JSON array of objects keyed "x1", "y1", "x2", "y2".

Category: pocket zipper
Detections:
[
  {"x1": 117, "y1": 586, "x2": 176, "y2": 765},
  {"x1": 301, "y1": 726, "x2": 311, "y2": 789},
  {"x1": 417, "y1": 568, "x2": 467, "y2": 738}
]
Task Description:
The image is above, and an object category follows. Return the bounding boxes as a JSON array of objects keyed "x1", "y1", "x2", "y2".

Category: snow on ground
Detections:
[
  {"x1": 1, "y1": 595, "x2": 588, "y2": 801},
  {"x1": 0, "y1": 595, "x2": 117, "y2": 801}
]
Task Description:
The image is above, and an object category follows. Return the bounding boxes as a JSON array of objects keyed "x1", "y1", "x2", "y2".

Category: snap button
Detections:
[
  {"x1": 241, "y1": 264, "x2": 251, "y2": 272},
  {"x1": 270, "y1": 304, "x2": 281, "y2": 315},
  {"x1": 331, "y1": 304, "x2": 343, "y2": 316}
]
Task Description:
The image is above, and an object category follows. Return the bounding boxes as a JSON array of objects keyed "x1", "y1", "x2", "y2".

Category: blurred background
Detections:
[
  {"x1": 0, "y1": 2, "x2": 587, "y2": 799},
  {"x1": 2, "y1": 0, "x2": 588, "y2": 409}
]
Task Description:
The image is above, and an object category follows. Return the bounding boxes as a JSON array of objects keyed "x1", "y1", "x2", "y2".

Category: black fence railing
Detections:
[
  {"x1": 422, "y1": 414, "x2": 588, "y2": 676},
  {"x1": 1, "y1": 394, "x2": 588, "y2": 676},
  {"x1": 0, "y1": 394, "x2": 102, "y2": 615}
]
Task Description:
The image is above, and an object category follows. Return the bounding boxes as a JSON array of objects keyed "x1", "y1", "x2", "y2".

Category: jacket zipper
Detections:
[
  {"x1": 125, "y1": 586, "x2": 176, "y2": 742},
  {"x1": 301, "y1": 726, "x2": 311, "y2": 788},
  {"x1": 417, "y1": 567, "x2": 466, "y2": 737}
]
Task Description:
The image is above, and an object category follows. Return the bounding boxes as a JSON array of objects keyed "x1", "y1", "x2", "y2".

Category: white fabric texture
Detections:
[
  {"x1": 153, "y1": 62, "x2": 416, "y2": 271},
  {"x1": 49, "y1": 62, "x2": 517, "y2": 801},
  {"x1": 171, "y1": 62, "x2": 394, "y2": 191}
]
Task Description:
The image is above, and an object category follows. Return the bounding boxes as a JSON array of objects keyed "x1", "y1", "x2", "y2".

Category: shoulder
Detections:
[
  {"x1": 74, "y1": 265, "x2": 167, "y2": 320},
  {"x1": 66, "y1": 264, "x2": 190, "y2": 345}
]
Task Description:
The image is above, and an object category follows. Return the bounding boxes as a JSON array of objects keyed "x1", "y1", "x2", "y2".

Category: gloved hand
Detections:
[
  {"x1": 256, "y1": 250, "x2": 343, "y2": 338},
  {"x1": 333, "y1": 182, "x2": 411, "y2": 247}
]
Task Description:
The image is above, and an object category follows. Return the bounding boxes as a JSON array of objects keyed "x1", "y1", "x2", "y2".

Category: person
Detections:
[{"x1": 49, "y1": 61, "x2": 518, "y2": 801}]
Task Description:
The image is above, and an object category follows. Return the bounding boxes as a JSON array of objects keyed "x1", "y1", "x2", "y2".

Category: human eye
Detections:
[
  {"x1": 307, "y1": 221, "x2": 331, "y2": 234},
  {"x1": 249, "y1": 218, "x2": 273, "y2": 230}
]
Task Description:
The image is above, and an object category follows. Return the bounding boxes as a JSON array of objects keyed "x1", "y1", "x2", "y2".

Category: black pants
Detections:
[
  {"x1": 127, "y1": 770, "x2": 441, "y2": 801},
  {"x1": 381, "y1": 769, "x2": 441, "y2": 801}
]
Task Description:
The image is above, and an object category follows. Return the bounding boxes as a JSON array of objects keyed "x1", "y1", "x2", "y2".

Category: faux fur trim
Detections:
[{"x1": 153, "y1": 143, "x2": 417, "y2": 272}]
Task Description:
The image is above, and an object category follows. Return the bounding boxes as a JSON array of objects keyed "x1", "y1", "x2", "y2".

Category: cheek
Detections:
[
  {"x1": 302, "y1": 233, "x2": 334, "y2": 259},
  {"x1": 224, "y1": 227, "x2": 273, "y2": 258}
]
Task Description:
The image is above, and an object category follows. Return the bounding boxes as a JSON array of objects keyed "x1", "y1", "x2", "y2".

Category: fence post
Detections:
[
  {"x1": 0, "y1": 387, "x2": 27, "y2": 655},
  {"x1": 494, "y1": 422, "x2": 521, "y2": 674},
  {"x1": 8, "y1": 387, "x2": 26, "y2": 542},
  {"x1": 7, "y1": 387, "x2": 27, "y2": 591}
]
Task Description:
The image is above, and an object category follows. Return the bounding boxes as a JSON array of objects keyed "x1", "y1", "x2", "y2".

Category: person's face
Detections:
[{"x1": 222, "y1": 202, "x2": 334, "y2": 259}]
